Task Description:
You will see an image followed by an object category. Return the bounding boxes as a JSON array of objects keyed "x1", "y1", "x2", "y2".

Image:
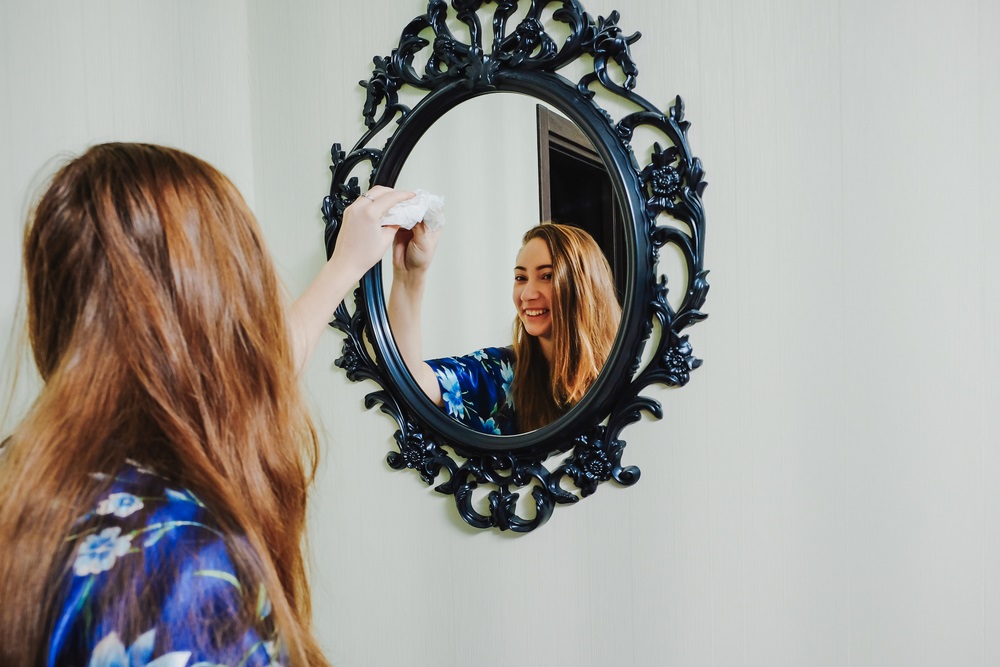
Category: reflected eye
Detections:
[
  {"x1": 541, "y1": 273, "x2": 553, "y2": 281},
  {"x1": 514, "y1": 275, "x2": 527, "y2": 282}
]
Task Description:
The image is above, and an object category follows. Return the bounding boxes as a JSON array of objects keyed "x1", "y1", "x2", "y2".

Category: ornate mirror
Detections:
[{"x1": 322, "y1": 0, "x2": 708, "y2": 532}]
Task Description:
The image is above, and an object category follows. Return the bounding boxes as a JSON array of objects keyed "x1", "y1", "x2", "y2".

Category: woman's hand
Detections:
[
  {"x1": 386, "y1": 220, "x2": 444, "y2": 406},
  {"x1": 331, "y1": 185, "x2": 416, "y2": 284},
  {"x1": 392, "y1": 221, "x2": 442, "y2": 278}
]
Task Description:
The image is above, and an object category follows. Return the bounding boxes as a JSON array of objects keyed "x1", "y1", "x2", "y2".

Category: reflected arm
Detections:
[{"x1": 387, "y1": 225, "x2": 443, "y2": 406}]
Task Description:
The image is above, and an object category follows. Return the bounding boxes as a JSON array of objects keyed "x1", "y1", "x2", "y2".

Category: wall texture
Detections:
[{"x1": 2, "y1": 1, "x2": 998, "y2": 666}]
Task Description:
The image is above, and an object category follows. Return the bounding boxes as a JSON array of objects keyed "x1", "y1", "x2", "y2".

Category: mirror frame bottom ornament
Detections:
[{"x1": 322, "y1": 0, "x2": 708, "y2": 532}]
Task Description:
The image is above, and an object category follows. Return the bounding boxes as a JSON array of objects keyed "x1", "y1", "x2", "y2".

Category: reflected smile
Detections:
[{"x1": 522, "y1": 308, "x2": 549, "y2": 317}]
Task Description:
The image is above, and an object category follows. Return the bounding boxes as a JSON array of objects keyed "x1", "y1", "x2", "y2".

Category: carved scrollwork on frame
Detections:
[{"x1": 322, "y1": 0, "x2": 708, "y2": 532}]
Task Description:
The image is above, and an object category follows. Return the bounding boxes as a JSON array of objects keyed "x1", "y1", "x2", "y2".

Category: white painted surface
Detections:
[{"x1": 2, "y1": 1, "x2": 998, "y2": 665}]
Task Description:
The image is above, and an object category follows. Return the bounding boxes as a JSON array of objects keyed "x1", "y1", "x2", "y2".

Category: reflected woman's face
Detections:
[{"x1": 512, "y1": 237, "x2": 554, "y2": 341}]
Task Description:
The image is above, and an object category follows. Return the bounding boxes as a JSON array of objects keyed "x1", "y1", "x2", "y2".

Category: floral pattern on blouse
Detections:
[
  {"x1": 425, "y1": 346, "x2": 517, "y2": 434},
  {"x1": 47, "y1": 462, "x2": 284, "y2": 667}
]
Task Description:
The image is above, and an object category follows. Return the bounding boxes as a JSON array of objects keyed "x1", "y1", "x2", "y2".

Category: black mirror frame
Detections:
[{"x1": 322, "y1": 0, "x2": 708, "y2": 532}]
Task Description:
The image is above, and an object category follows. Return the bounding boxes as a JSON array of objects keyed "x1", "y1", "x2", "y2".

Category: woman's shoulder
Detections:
[
  {"x1": 48, "y1": 461, "x2": 280, "y2": 667},
  {"x1": 67, "y1": 460, "x2": 228, "y2": 565},
  {"x1": 425, "y1": 345, "x2": 513, "y2": 377},
  {"x1": 64, "y1": 461, "x2": 225, "y2": 560},
  {"x1": 468, "y1": 345, "x2": 514, "y2": 364},
  {"x1": 71, "y1": 460, "x2": 212, "y2": 522}
]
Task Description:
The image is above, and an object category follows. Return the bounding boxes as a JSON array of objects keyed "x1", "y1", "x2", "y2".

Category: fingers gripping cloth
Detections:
[{"x1": 380, "y1": 189, "x2": 445, "y2": 231}]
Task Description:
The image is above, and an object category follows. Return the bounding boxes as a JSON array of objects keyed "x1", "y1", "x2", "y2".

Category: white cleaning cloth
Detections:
[{"x1": 381, "y1": 189, "x2": 445, "y2": 231}]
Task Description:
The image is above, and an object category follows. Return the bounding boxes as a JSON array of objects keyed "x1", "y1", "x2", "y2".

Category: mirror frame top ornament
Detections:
[{"x1": 322, "y1": 0, "x2": 708, "y2": 532}]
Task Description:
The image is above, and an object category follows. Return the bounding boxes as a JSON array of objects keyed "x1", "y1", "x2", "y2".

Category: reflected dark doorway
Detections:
[{"x1": 536, "y1": 105, "x2": 627, "y2": 301}]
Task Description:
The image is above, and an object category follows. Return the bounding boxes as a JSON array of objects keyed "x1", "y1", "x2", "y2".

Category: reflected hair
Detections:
[
  {"x1": 0, "y1": 143, "x2": 327, "y2": 665},
  {"x1": 512, "y1": 222, "x2": 621, "y2": 431}
]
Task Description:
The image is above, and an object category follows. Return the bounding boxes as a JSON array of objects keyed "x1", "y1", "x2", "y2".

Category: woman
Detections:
[
  {"x1": 0, "y1": 143, "x2": 412, "y2": 666},
  {"x1": 389, "y1": 221, "x2": 621, "y2": 434}
]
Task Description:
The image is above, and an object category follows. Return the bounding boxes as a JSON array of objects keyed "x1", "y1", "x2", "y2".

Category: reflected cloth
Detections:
[
  {"x1": 46, "y1": 462, "x2": 284, "y2": 667},
  {"x1": 426, "y1": 346, "x2": 517, "y2": 435}
]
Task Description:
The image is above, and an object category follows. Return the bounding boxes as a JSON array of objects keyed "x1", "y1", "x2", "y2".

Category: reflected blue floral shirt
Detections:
[
  {"x1": 425, "y1": 346, "x2": 517, "y2": 434},
  {"x1": 47, "y1": 462, "x2": 284, "y2": 667}
]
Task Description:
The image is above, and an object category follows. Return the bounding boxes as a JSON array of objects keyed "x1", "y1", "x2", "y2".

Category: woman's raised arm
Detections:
[
  {"x1": 387, "y1": 221, "x2": 443, "y2": 406},
  {"x1": 289, "y1": 186, "x2": 414, "y2": 373}
]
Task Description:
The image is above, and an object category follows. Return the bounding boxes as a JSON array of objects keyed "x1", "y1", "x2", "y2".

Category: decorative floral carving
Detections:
[
  {"x1": 431, "y1": 35, "x2": 462, "y2": 71},
  {"x1": 364, "y1": 58, "x2": 389, "y2": 119},
  {"x1": 503, "y1": 17, "x2": 554, "y2": 65},
  {"x1": 396, "y1": 431, "x2": 428, "y2": 470},
  {"x1": 336, "y1": 341, "x2": 362, "y2": 378},
  {"x1": 662, "y1": 335, "x2": 700, "y2": 387},
  {"x1": 589, "y1": 11, "x2": 640, "y2": 89},
  {"x1": 515, "y1": 17, "x2": 544, "y2": 45},
  {"x1": 644, "y1": 143, "x2": 682, "y2": 202},
  {"x1": 651, "y1": 166, "x2": 681, "y2": 198}
]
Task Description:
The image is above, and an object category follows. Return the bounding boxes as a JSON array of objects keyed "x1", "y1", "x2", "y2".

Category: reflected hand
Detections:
[{"x1": 392, "y1": 221, "x2": 442, "y2": 276}]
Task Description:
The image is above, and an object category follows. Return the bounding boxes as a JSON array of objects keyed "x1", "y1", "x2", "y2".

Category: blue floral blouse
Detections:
[
  {"x1": 425, "y1": 346, "x2": 517, "y2": 435},
  {"x1": 47, "y1": 462, "x2": 284, "y2": 667}
]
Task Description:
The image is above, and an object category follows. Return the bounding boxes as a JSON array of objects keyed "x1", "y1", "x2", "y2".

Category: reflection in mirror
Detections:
[
  {"x1": 537, "y1": 105, "x2": 627, "y2": 300},
  {"x1": 385, "y1": 93, "x2": 623, "y2": 435},
  {"x1": 386, "y1": 94, "x2": 537, "y2": 361}
]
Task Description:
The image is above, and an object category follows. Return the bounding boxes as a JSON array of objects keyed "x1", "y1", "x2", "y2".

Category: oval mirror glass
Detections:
[{"x1": 383, "y1": 92, "x2": 626, "y2": 435}]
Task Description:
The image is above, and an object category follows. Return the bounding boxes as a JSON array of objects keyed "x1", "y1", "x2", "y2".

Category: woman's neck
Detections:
[{"x1": 538, "y1": 335, "x2": 553, "y2": 363}]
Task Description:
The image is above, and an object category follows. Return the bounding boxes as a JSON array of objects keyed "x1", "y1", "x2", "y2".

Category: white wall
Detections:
[
  {"x1": 0, "y1": 0, "x2": 257, "y2": 419},
  {"x1": 2, "y1": 1, "x2": 998, "y2": 666}
]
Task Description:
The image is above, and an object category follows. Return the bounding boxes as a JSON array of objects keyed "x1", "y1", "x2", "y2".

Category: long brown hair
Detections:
[
  {"x1": 0, "y1": 143, "x2": 327, "y2": 665},
  {"x1": 511, "y1": 223, "x2": 621, "y2": 431}
]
